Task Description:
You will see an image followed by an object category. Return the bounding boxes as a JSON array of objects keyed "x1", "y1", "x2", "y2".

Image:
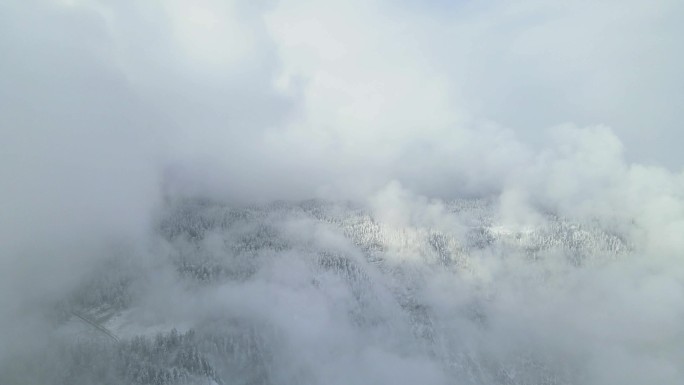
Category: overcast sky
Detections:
[{"x1": 3, "y1": 0, "x2": 682, "y2": 202}]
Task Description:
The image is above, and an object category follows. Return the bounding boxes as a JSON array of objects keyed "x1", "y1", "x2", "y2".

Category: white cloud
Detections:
[{"x1": 1, "y1": 0, "x2": 683, "y2": 383}]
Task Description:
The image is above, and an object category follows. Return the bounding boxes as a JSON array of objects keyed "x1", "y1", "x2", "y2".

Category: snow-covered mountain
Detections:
[{"x1": 8, "y1": 198, "x2": 639, "y2": 385}]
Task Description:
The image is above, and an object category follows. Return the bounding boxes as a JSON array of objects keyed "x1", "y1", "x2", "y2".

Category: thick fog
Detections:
[{"x1": 1, "y1": 0, "x2": 683, "y2": 384}]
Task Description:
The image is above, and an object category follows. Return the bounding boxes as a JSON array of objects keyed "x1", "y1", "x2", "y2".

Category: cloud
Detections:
[
  {"x1": 1, "y1": 0, "x2": 683, "y2": 383},
  {"x1": 0, "y1": 0, "x2": 160, "y2": 308},
  {"x1": 390, "y1": 0, "x2": 684, "y2": 167},
  {"x1": 5, "y1": 0, "x2": 680, "y2": 203}
]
